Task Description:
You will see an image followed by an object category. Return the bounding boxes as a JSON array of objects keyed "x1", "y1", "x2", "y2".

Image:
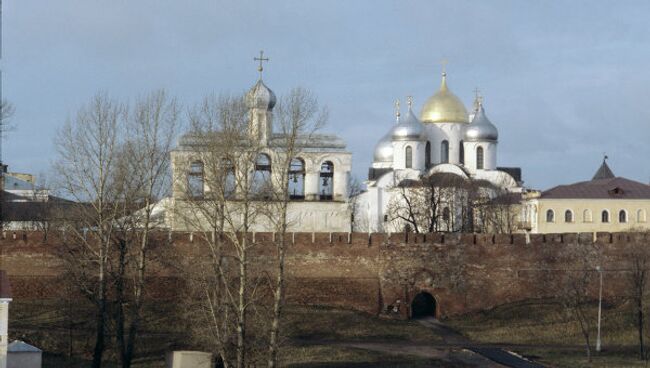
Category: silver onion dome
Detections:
[
  {"x1": 373, "y1": 132, "x2": 394, "y2": 162},
  {"x1": 392, "y1": 104, "x2": 424, "y2": 141},
  {"x1": 245, "y1": 79, "x2": 277, "y2": 110},
  {"x1": 464, "y1": 104, "x2": 498, "y2": 142}
]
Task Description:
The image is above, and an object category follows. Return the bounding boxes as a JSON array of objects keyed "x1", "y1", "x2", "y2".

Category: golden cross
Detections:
[
  {"x1": 407, "y1": 96, "x2": 413, "y2": 109},
  {"x1": 254, "y1": 50, "x2": 269, "y2": 78},
  {"x1": 473, "y1": 87, "x2": 481, "y2": 100},
  {"x1": 394, "y1": 99, "x2": 401, "y2": 118}
]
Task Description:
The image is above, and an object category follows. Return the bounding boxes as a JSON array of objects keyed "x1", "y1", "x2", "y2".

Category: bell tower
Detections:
[{"x1": 246, "y1": 51, "x2": 276, "y2": 146}]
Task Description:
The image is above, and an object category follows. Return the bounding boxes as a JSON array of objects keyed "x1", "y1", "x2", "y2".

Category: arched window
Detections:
[
  {"x1": 188, "y1": 161, "x2": 205, "y2": 198},
  {"x1": 441, "y1": 140, "x2": 449, "y2": 163},
  {"x1": 425, "y1": 141, "x2": 431, "y2": 168},
  {"x1": 601, "y1": 210, "x2": 610, "y2": 223},
  {"x1": 253, "y1": 153, "x2": 272, "y2": 197},
  {"x1": 619, "y1": 210, "x2": 627, "y2": 223},
  {"x1": 583, "y1": 209, "x2": 593, "y2": 222},
  {"x1": 565, "y1": 210, "x2": 573, "y2": 223},
  {"x1": 442, "y1": 207, "x2": 450, "y2": 222},
  {"x1": 638, "y1": 209, "x2": 647, "y2": 223},
  {"x1": 288, "y1": 158, "x2": 305, "y2": 200},
  {"x1": 222, "y1": 158, "x2": 236, "y2": 198},
  {"x1": 405, "y1": 146, "x2": 413, "y2": 168},
  {"x1": 459, "y1": 140, "x2": 464, "y2": 164},
  {"x1": 476, "y1": 146, "x2": 484, "y2": 170},
  {"x1": 319, "y1": 161, "x2": 334, "y2": 201},
  {"x1": 546, "y1": 209, "x2": 554, "y2": 223}
]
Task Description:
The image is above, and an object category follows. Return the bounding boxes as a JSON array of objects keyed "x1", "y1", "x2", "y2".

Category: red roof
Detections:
[
  {"x1": 0, "y1": 270, "x2": 12, "y2": 299},
  {"x1": 542, "y1": 177, "x2": 650, "y2": 199}
]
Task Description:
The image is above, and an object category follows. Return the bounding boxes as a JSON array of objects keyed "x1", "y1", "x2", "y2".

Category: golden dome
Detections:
[{"x1": 420, "y1": 73, "x2": 468, "y2": 123}]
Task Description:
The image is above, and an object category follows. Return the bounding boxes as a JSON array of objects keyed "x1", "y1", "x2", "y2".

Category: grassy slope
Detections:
[
  {"x1": 447, "y1": 298, "x2": 648, "y2": 368},
  {"x1": 13, "y1": 300, "x2": 447, "y2": 367}
]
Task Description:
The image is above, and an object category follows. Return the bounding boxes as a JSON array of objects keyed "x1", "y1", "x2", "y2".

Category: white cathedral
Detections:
[
  {"x1": 163, "y1": 61, "x2": 522, "y2": 233},
  {"x1": 356, "y1": 71, "x2": 522, "y2": 232}
]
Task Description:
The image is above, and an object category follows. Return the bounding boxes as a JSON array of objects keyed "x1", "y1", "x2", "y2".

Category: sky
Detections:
[{"x1": 3, "y1": 0, "x2": 650, "y2": 190}]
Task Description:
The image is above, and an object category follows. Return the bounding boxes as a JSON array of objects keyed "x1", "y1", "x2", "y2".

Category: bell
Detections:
[
  {"x1": 293, "y1": 174, "x2": 298, "y2": 183},
  {"x1": 323, "y1": 177, "x2": 329, "y2": 186}
]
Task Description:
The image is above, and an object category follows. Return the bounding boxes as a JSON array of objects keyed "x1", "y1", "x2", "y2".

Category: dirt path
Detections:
[
  {"x1": 298, "y1": 317, "x2": 548, "y2": 368},
  {"x1": 338, "y1": 341, "x2": 508, "y2": 367},
  {"x1": 417, "y1": 318, "x2": 546, "y2": 368}
]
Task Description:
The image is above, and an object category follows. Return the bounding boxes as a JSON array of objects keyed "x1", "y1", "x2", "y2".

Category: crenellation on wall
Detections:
[
  {"x1": 512, "y1": 233, "x2": 527, "y2": 246},
  {"x1": 4, "y1": 230, "x2": 650, "y2": 319},
  {"x1": 596, "y1": 232, "x2": 613, "y2": 244}
]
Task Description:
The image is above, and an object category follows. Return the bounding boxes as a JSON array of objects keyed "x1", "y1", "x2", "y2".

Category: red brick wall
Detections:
[{"x1": 1, "y1": 230, "x2": 648, "y2": 318}]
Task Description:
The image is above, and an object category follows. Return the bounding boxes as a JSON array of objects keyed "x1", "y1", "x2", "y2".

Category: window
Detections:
[
  {"x1": 222, "y1": 158, "x2": 236, "y2": 198},
  {"x1": 442, "y1": 207, "x2": 450, "y2": 222},
  {"x1": 583, "y1": 209, "x2": 593, "y2": 222},
  {"x1": 638, "y1": 209, "x2": 647, "y2": 223},
  {"x1": 253, "y1": 153, "x2": 272, "y2": 197},
  {"x1": 459, "y1": 140, "x2": 464, "y2": 164},
  {"x1": 188, "y1": 161, "x2": 204, "y2": 198},
  {"x1": 564, "y1": 210, "x2": 573, "y2": 223},
  {"x1": 601, "y1": 210, "x2": 609, "y2": 223},
  {"x1": 441, "y1": 140, "x2": 449, "y2": 163},
  {"x1": 425, "y1": 141, "x2": 431, "y2": 168},
  {"x1": 546, "y1": 209, "x2": 554, "y2": 223},
  {"x1": 476, "y1": 146, "x2": 484, "y2": 170},
  {"x1": 319, "y1": 161, "x2": 334, "y2": 200},
  {"x1": 288, "y1": 158, "x2": 305, "y2": 200},
  {"x1": 405, "y1": 146, "x2": 413, "y2": 168},
  {"x1": 619, "y1": 210, "x2": 627, "y2": 223}
]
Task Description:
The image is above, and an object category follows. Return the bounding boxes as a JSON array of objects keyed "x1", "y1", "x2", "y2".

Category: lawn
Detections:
[
  {"x1": 14, "y1": 301, "x2": 446, "y2": 367},
  {"x1": 447, "y1": 298, "x2": 649, "y2": 368}
]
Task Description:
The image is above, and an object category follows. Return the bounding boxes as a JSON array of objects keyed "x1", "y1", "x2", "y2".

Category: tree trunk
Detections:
[
  {"x1": 236, "y1": 214, "x2": 249, "y2": 368},
  {"x1": 92, "y1": 257, "x2": 107, "y2": 368},
  {"x1": 638, "y1": 294, "x2": 644, "y2": 360},
  {"x1": 268, "y1": 220, "x2": 287, "y2": 368}
]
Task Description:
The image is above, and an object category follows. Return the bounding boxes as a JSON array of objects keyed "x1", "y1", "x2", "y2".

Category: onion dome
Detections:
[
  {"x1": 392, "y1": 98, "x2": 424, "y2": 141},
  {"x1": 464, "y1": 104, "x2": 498, "y2": 142},
  {"x1": 373, "y1": 132, "x2": 394, "y2": 163},
  {"x1": 245, "y1": 79, "x2": 276, "y2": 110},
  {"x1": 420, "y1": 73, "x2": 468, "y2": 123}
]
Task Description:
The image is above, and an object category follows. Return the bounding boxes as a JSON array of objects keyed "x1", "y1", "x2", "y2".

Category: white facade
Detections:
[
  {"x1": 356, "y1": 72, "x2": 521, "y2": 233},
  {"x1": 167, "y1": 74, "x2": 353, "y2": 232}
]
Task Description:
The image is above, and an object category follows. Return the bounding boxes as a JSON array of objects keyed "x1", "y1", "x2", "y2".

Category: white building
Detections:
[
  {"x1": 167, "y1": 68, "x2": 353, "y2": 232},
  {"x1": 355, "y1": 71, "x2": 522, "y2": 232}
]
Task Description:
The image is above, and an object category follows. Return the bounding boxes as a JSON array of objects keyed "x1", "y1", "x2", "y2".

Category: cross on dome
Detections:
[
  {"x1": 254, "y1": 50, "x2": 269, "y2": 79},
  {"x1": 440, "y1": 58, "x2": 448, "y2": 76}
]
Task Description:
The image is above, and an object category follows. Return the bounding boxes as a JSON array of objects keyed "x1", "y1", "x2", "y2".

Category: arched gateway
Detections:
[{"x1": 411, "y1": 292, "x2": 437, "y2": 319}]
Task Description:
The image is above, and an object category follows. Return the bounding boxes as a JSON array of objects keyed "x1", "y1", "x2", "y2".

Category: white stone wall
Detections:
[
  {"x1": 0, "y1": 300, "x2": 10, "y2": 368},
  {"x1": 392, "y1": 141, "x2": 424, "y2": 171},
  {"x1": 463, "y1": 141, "x2": 497, "y2": 172}
]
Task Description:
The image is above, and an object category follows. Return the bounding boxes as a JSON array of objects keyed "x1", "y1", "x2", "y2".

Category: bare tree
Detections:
[
  {"x1": 385, "y1": 172, "x2": 476, "y2": 233},
  {"x1": 0, "y1": 99, "x2": 16, "y2": 231},
  {"x1": 347, "y1": 175, "x2": 365, "y2": 232},
  {"x1": 112, "y1": 90, "x2": 179, "y2": 368},
  {"x1": 54, "y1": 92, "x2": 125, "y2": 368},
  {"x1": 554, "y1": 242, "x2": 600, "y2": 363},
  {"x1": 626, "y1": 241, "x2": 650, "y2": 360},
  {"x1": 176, "y1": 87, "x2": 326, "y2": 368},
  {"x1": 178, "y1": 92, "x2": 268, "y2": 368},
  {"x1": 264, "y1": 87, "x2": 326, "y2": 368},
  {"x1": 474, "y1": 190, "x2": 522, "y2": 234}
]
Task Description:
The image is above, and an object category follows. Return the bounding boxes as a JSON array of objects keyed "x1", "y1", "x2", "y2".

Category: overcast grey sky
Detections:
[{"x1": 3, "y1": 0, "x2": 650, "y2": 189}]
